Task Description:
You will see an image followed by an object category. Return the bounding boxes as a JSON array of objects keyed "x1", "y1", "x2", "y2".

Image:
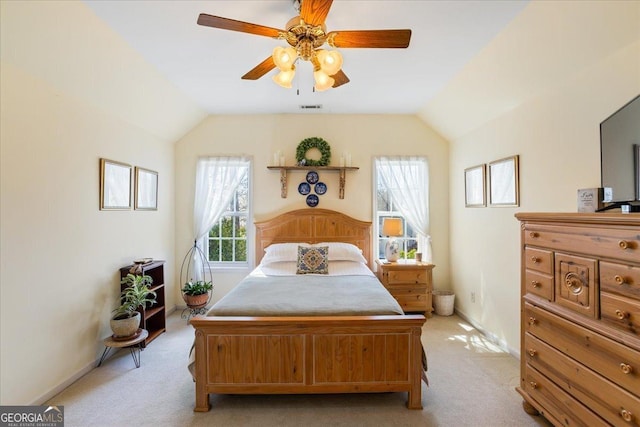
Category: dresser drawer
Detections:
[
  {"x1": 525, "y1": 303, "x2": 640, "y2": 397},
  {"x1": 388, "y1": 286, "x2": 427, "y2": 312},
  {"x1": 525, "y1": 333, "x2": 640, "y2": 427},
  {"x1": 387, "y1": 269, "x2": 428, "y2": 285},
  {"x1": 522, "y1": 365, "x2": 608, "y2": 427},
  {"x1": 524, "y1": 224, "x2": 640, "y2": 264},
  {"x1": 524, "y1": 270, "x2": 553, "y2": 301},
  {"x1": 525, "y1": 247, "x2": 553, "y2": 274},
  {"x1": 601, "y1": 292, "x2": 640, "y2": 337},
  {"x1": 601, "y1": 261, "x2": 640, "y2": 301}
]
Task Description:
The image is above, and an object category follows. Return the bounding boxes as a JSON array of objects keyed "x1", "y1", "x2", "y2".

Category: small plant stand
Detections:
[
  {"x1": 180, "y1": 240, "x2": 214, "y2": 323},
  {"x1": 97, "y1": 329, "x2": 148, "y2": 368},
  {"x1": 181, "y1": 292, "x2": 213, "y2": 321}
]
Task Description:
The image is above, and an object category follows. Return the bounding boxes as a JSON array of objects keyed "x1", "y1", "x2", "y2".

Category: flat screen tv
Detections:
[{"x1": 600, "y1": 94, "x2": 640, "y2": 205}]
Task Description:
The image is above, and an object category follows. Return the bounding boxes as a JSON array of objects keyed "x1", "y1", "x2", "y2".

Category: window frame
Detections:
[{"x1": 203, "y1": 161, "x2": 253, "y2": 271}]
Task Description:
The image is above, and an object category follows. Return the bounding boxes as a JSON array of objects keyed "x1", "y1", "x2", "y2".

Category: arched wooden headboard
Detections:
[{"x1": 255, "y1": 209, "x2": 372, "y2": 268}]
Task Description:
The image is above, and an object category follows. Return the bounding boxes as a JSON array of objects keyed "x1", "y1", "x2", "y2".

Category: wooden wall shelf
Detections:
[{"x1": 267, "y1": 166, "x2": 359, "y2": 199}]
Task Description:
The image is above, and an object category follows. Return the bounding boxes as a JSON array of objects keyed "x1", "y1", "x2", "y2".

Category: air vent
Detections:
[{"x1": 299, "y1": 105, "x2": 323, "y2": 110}]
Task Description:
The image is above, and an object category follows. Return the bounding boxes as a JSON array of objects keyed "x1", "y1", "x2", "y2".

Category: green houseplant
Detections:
[
  {"x1": 110, "y1": 273, "x2": 157, "y2": 338},
  {"x1": 182, "y1": 280, "x2": 213, "y2": 309}
]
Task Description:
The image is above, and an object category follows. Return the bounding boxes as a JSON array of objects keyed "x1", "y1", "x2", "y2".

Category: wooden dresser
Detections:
[
  {"x1": 515, "y1": 213, "x2": 640, "y2": 426},
  {"x1": 375, "y1": 259, "x2": 434, "y2": 315}
]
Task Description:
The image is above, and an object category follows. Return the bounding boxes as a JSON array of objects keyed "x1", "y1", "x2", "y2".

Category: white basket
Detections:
[{"x1": 433, "y1": 290, "x2": 455, "y2": 316}]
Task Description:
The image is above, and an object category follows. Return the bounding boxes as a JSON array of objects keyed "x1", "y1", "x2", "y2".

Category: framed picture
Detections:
[
  {"x1": 464, "y1": 164, "x2": 486, "y2": 207},
  {"x1": 135, "y1": 167, "x2": 158, "y2": 210},
  {"x1": 489, "y1": 155, "x2": 520, "y2": 207},
  {"x1": 100, "y1": 158, "x2": 132, "y2": 210}
]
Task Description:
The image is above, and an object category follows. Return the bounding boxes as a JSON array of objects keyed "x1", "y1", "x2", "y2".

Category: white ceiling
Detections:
[{"x1": 84, "y1": 0, "x2": 529, "y2": 115}]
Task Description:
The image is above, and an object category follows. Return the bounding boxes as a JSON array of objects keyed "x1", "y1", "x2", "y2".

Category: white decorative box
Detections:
[{"x1": 577, "y1": 188, "x2": 610, "y2": 212}]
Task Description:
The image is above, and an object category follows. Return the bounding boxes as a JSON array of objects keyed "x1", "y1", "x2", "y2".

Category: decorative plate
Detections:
[
  {"x1": 298, "y1": 182, "x2": 311, "y2": 195},
  {"x1": 314, "y1": 182, "x2": 327, "y2": 195},
  {"x1": 306, "y1": 194, "x2": 319, "y2": 208},
  {"x1": 306, "y1": 171, "x2": 319, "y2": 184}
]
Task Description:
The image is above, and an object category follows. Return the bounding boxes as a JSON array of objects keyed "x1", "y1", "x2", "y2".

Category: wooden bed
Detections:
[{"x1": 190, "y1": 209, "x2": 426, "y2": 411}]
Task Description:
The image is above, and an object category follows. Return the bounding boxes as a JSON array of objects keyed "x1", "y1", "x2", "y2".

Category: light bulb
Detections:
[
  {"x1": 316, "y1": 49, "x2": 343, "y2": 76},
  {"x1": 313, "y1": 69, "x2": 334, "y2": 91},
  {"x1": 273, "y1": 68, "x2": 296, "y2": 88},
  {"x1": 272, "y1": 46, "x2": 297, "y2": 71}
]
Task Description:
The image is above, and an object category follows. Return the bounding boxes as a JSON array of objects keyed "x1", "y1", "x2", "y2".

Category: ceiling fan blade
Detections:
[
  {"x1": 331, "y1": 70, "x2": 350, "y2": 88},
  {"x1": 300, "y1": 0, "x2": 333, "y2": 26},
  {"x1": 197, "y1": 14, "x2": 282, "y2": 38},
  {"x1": 328, "y1": 29, "x2": 411, "y2": 48},
  {"x1": 241, "y1": 56, "x2": 276, "y2": 80}
]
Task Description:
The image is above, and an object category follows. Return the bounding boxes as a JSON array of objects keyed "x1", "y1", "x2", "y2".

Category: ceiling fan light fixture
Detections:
[
  {"x1": 272, "y1": 46, "x2": 297, "y2": 71},
  {"x1": 316, "y1": 49, "x2": 342, "y2": 76},
  {"x1": 273, "y1": 67, "x2": 296, "y2": 88},
  {"x1": 313, "y1": 69, "x2": 334, "y2": 92}
]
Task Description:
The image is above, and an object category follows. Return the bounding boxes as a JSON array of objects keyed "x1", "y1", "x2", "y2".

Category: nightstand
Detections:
[{"x1": 375, "y1": 259, "x2": 434, "y2": 315}]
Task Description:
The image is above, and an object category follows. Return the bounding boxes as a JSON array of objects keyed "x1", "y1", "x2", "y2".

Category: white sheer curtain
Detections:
[
  {"x1": 376, "y1": 156, "x2": 432, "y2": 263},
  {"x1": 192, "y1": 156, "x2": 250, "y2": 278}
]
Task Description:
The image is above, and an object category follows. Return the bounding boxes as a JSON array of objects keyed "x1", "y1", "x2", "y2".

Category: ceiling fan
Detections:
[{"x1": 197, "y1": 0, "x2": 411, "y2": 91}]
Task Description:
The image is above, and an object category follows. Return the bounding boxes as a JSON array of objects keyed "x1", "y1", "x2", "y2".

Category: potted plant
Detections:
[
  {"x1": 182, "y1": 280, "x2": 213, "y2": 309},
  {"x1": 110, "y1": 273, "x2": 157, "y2": 338}
]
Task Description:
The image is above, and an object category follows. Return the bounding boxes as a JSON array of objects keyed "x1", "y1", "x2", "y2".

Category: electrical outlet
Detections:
[{"x1": 471, "y1": 292, "x2": 476, "y2": 303}]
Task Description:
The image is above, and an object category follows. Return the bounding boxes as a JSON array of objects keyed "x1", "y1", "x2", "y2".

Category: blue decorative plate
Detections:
[
  {"x1": 298, "y1": 182, "x2": 311, "y2": 195},
  {"x1": 306, "y1": 171, "x2": 319, "y2": 184},
  {"x1": 306, "y1": 194, "x2": 319, "y2": 207},
  {"x1": 315, "y1": 182, "x2": 327, "y2": 195}
]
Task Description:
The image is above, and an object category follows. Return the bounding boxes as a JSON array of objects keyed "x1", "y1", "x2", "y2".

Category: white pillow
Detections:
[
  {"x1": 317, "y1": 242, "x2": 367, "y2": 264},
  {"x1": 262, "y1": 243, "x2": 310, "y2": 264},
  {"x1": 262, "y1": 242, "x2": 367, "y2": 265}
]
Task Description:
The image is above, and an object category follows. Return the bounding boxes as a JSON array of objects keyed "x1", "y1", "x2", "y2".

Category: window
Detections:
[
  {"x1": 207, "y1": 171, "x2": 249, "y2": 265},
  {"x1": 374, "y1": 157, "x2": 429, "y2": 261}
]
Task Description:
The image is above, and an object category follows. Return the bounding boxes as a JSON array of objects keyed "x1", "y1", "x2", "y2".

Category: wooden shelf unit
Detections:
[
  {"x1": 119, "y1": 260, "x2": 166, "y2": 346},
  {"x1": 267, "y1": 166, "x2": 359, "y2": 199}
]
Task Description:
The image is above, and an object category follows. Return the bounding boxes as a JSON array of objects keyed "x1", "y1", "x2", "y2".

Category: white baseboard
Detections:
[
  {"x1": 453, "y1": 308, "x2": 520, "y2": 360},
  {"x1": 31, "y1": 305, "x2": 179, "y2": 405}
]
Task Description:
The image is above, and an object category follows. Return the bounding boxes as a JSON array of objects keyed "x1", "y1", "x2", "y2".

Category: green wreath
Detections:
[{"x1": 296, "y1": 137, "x2": 331, "y2": 167}]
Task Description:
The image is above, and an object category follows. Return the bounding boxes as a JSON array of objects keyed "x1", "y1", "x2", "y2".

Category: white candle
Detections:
[
  {"x1": 346, "y1": 153, "x2": 352, "y2": 167},
  {"x1": 273, "y1": 152, "x2": 279, "y2": 166},
  {"x1": 280, "y1": 156, "x2": 285, "y2": 166},
  {"x1": 339, "y1": 157, "x2": 345, "y2": 167}
]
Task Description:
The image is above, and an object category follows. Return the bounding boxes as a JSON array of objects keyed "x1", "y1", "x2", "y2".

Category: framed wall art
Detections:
[
  {"x1": 100, "y1": 158, "x2": 132, "y2": 210},
  {"x1": 135, "y1": 167, "x2": 158, "y2": 210},
  {"x1": 488, "y1": 155, "x2": 520, "y2": 207},
  {"x1": 464, "y1": 164, "x2": 486, "y2": 207}
]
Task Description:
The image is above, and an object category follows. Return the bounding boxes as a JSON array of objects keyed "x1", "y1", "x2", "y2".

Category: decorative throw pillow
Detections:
[{"x1": 296, "y1": 246, "x2": 329, "y2": 274}]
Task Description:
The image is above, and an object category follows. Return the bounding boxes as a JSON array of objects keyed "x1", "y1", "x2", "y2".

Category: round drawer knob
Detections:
[
  {"x1": 530, "y1": 256, "x2": 539, "y2": 264},
  {"x1": 620, "y1": 409, "x2": 633, "y2": 423},
  {"x1": 618, "y1": 240, "x2": 630, "y2": 250},
  {"x1": 529, "y1": 381, "x2": 537, "y2": 390},
  {"x1": 614, "y1": 275, "x2": 626, "y2": 285},
  {"x1": 529, "y1": 232, "x2": 538, "y2": 238},
  {"x1": 528, "y1": 349, "x2": 537, "y2": 357},
  {"x1": 528, "y1": 317, "x2": 537, "y2": 326},
  {"x1": 615, "y1": 310, "x2": 628, "y2": 320},
  {"x1": 531, "y1": 281, "x2": 540, "y2": 288},
  {"x1": 620, "y1": 363, "x2": 633, "y2": 374}
]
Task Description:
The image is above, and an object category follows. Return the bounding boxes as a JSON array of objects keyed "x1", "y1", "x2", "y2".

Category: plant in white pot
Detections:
[
  {"x1": 182, "y1": 280, "x2": 213, "y2": 309},
  {"x1": 110, "y1": 273, "x2": 157, "y2": 338}
]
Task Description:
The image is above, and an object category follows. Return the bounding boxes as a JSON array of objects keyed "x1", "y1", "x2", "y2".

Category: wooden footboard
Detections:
[{"x1": 190, "y1": 314, "x2": 426, "y2": 412}]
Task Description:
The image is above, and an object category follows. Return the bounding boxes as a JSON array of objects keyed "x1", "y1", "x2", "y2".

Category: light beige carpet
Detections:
[{"x1": 47, "y1": 312, "x2": 552, "y2": 427}]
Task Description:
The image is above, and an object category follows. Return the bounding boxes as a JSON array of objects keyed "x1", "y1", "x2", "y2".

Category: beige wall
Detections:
[
  {"x1": 423, "y1": 1, "x2": 640, "y2": 354},
  {"x1": 175, "y1": 114, "x2": 450, "y2": 304},
  {"x1": 0, "y1": 1, "x2": 204, "y2": 405}
]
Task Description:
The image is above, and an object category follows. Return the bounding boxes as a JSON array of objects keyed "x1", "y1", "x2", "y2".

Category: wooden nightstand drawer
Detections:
[
  {"x1": 524, "y1": 270, "x2": 553, "y2": 301},
  {"x1": 601, "y1": 261, "x2": 640, "y2": 301},
  {"x1": 525, "y1": 303, "x2": 640, "y2": 397},
  {"x1": 525, "y1": 247, "x2": 553, "y2": 274},
  {"x1": 387, "y1": 269, "x2": 428, "y2": 285},
  {"x1": 601, "y1": 292, "x2": 640, "y2": 337},
  {"x1": 524, "y1": 333, "x2": 640, "y2": 427}
]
